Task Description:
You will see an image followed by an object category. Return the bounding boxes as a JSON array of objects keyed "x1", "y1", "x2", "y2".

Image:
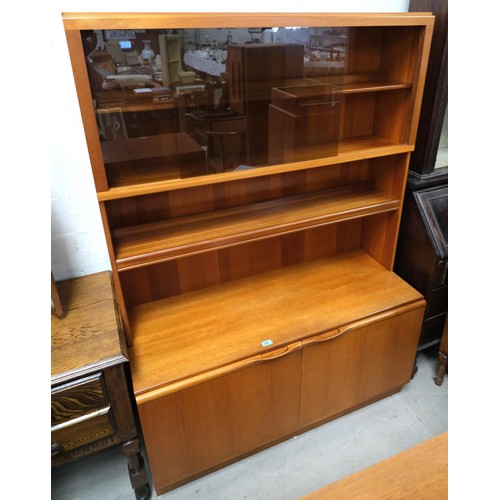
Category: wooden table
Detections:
[
  {"x1": 51, "y1": 271, "x2": 150, "y2": 500},
  {"x1": 301, "y1": 432, "x2": 448, "y2": 499}
]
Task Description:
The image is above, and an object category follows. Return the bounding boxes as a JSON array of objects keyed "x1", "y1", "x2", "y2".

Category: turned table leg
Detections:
[
  {"x1": 434, "y1": 315, "x2": 448, "y2": 386},
  {"x1": 123, "y1": 438, "x2": 151, "y2": 500}
]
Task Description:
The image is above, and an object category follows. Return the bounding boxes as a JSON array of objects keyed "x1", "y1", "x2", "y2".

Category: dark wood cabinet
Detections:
[
  {"x1": 395, "y1": 185, "x2": 447, "y2": 348},
  {"x1": 394, "y1": 0, "x2": 448, "y2": 352}
]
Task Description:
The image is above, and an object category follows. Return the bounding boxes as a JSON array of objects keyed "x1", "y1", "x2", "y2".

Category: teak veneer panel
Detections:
[
  {"x1": 62, "y1": 12, "x2": 434, "y2": 31},
  {"x1": 113, "y1": 185, "x2": 399, "y2": 270},
  {"x1": 301, "y1": 432, "x2": 448, "y2": 499},
  {"x1": 139, "y1": 344, "x2": 303, "y2": 492},
  {"x1": 62, "y1": 13, "x2": 434, "y2": 496},
  {"x1": 128, "y1": 251, "x2": 423, "y2": 400},
  {"x1": 300, "y1": 304, "x2": 424, "y2": 428}
]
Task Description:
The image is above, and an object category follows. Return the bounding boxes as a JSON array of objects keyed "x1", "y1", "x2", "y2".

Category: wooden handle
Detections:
[
  {"x1": 302, "y1": 300, "x2": 426, "y2": 346},
  {"x1": 336, "y1": 301, "x2": 425, "y2": 337},
  {"x1": 258, "y1": 342, "x2": 302, "y2": 361},
  {"x1": 136, "y1": 341, "x2": 303, "y2": 405},
  {"x1": 302, "y1": 328, "x2": 341, "y2": 346}
]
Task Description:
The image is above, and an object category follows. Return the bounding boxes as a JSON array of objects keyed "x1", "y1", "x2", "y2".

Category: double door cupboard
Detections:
[{"x1": 62, "y1": 12, "x2": 434, "y2": 495}]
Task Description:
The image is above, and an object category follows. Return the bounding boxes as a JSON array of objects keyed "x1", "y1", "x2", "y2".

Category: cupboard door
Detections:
[
  {"x1": 138, "y1": 342, "x2": 302, "y2": 494},
  {"x1": 300, "y1": 303, "x2": 424, "y2": 429}
]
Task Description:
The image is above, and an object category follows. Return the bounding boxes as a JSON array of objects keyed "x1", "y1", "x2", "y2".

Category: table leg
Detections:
[
  {"x1": 122, "y1": 438, "x2": 151, "y2": 500},
  {"x1": 434, "y1": 315, "x2": 448, "y2": 386}
]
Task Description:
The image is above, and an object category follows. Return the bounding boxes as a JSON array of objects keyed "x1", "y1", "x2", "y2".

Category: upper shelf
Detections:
[
  {"x1": 113, "y1": 183, "x2": 400, "y2": 271},
  {"x1": 70, "y1": 20, "x2": 432, "y2": 198}
]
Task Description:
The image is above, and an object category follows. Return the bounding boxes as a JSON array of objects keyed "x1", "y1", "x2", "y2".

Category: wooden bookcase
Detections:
[{"x1": 62, "y1": 12, "x2": 434, "y2": 495}]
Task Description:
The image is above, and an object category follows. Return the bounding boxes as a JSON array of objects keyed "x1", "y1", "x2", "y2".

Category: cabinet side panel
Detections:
[
  {"x1": 98, "y1": 203, "x2": 132, "y2": 345},
  {"x1": 138, "y1": 349, "x2": 302, "y2": 495},
  {"x1": 300, "y1": 303, "x2": 424, "y2": 429}
]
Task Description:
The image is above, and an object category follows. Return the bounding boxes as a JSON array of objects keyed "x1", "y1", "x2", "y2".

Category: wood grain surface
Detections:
[
  {"x1": 113, "y1": 184, "x2": 399, "y2": 270},
  {"x1": 301, "y1": 432, "x2": 448, "y2": 499},
  {"x1": 51, "y1": 272, "x2": 127, "y2": 384},
  {"x1": 128, "y1": 250, "x2": 423, "y2": 399}
]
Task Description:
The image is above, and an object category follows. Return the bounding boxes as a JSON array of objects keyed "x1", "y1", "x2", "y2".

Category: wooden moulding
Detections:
[{"x1": 62, "y1": 12, "x2": 434, "y2": 31}]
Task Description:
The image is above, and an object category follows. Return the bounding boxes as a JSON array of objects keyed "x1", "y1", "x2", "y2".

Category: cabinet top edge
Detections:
[{"x1": 62, "y1": 12, "x2": 435, "y2": 30}]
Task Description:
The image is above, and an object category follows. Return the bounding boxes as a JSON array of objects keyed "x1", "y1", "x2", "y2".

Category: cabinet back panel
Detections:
[
  {"x1": 374, "y1": 90, "x2": 412, "y2": 144},
  {"x1": 347, "y1": 26, "x2": 423, "y2": 84},
  {"x1": 362, "y1": 211, "x2": 400, "y2": 270},
  {"x1": 373, "y1": 154, "x2": 408, "y2": 198},
  {"x1": 345, "y1": 28, "x2": 383, "y2": 75},
  {"x1": 119, "y1": 220, "x2": 363, "y2": 307},
  {"x1": 341, "y1": 90, "x2": 412, "y2": 143},
  {"x1": 105, "y1": 162, "x2": 374, "y2": 231},
  {"x1": 382, "y1": 26, "x2": 424, "y2": 85}
]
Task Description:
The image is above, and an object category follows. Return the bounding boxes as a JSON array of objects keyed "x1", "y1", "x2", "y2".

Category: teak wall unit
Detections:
[{"x1": 62, "y1": 12, "x2": 434, "y2": 495}]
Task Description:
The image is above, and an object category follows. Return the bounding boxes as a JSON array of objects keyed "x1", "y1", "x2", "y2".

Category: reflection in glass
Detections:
[
  {"x1": 435, "y1": 105, "x2": 448, "y2": 169},
  {"x1": 81, "y1": 26, "x2": 418, "y2": 187}
]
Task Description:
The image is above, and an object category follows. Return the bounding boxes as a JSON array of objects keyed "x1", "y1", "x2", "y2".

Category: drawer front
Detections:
[
  {"x1": 419, "y1": 313, "x2": 447, "y2": 348},
  {"x1": 434, "y1": 260, "x2": 448, "y2": 287},
  {"x1": 426, "y1": 285, "x2": 448, "y2": 318},
  {"x1": 51, "y1": 406, "x2": 114, "y2": 456},
  {"x1": 51, "y1": 373, "x2": 108, "y2": 426}
]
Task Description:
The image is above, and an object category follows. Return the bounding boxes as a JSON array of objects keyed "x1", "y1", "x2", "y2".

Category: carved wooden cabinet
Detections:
[
  {"x1": 395, "y1": 185, "x2": 448, "y2": 348},
  {"x1": 51, "y1": 272, "x2": 150, "y2": 500},
  {"x1": 62, "y1": 12, "x2": 433, "y2": 495}
]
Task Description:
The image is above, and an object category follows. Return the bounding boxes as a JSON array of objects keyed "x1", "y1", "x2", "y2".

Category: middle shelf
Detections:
[{"x1": 112, "y1": 183, "x2": 400, "y2": 271}]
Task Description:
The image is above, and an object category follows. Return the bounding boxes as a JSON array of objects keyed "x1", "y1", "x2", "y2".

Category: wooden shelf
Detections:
[
  {"x1": 98, "y1": 138, "x2": 413, "y2": 200},
  {"x1": 113, "y1": 184, "x2": 400, "y2": 270},
  {"x1": 96, "y1": 102, "x2": 175, "y2": 113},
  {"x1": 128, "y1": 250, "x2": 423, "y2": 398},
  {"x1": 338, "y1": 81, "x2": 412, "y2": 95}
]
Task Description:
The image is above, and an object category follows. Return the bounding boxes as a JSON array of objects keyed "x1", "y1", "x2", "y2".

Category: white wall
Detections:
[{"x1": 50, "y1": 0, "x2": 409, "y2": 281}]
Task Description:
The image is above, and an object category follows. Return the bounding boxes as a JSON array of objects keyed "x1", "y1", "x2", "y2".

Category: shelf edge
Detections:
[{"x1": 97, "y1": 144, "x2": 414, "y2": 201}]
